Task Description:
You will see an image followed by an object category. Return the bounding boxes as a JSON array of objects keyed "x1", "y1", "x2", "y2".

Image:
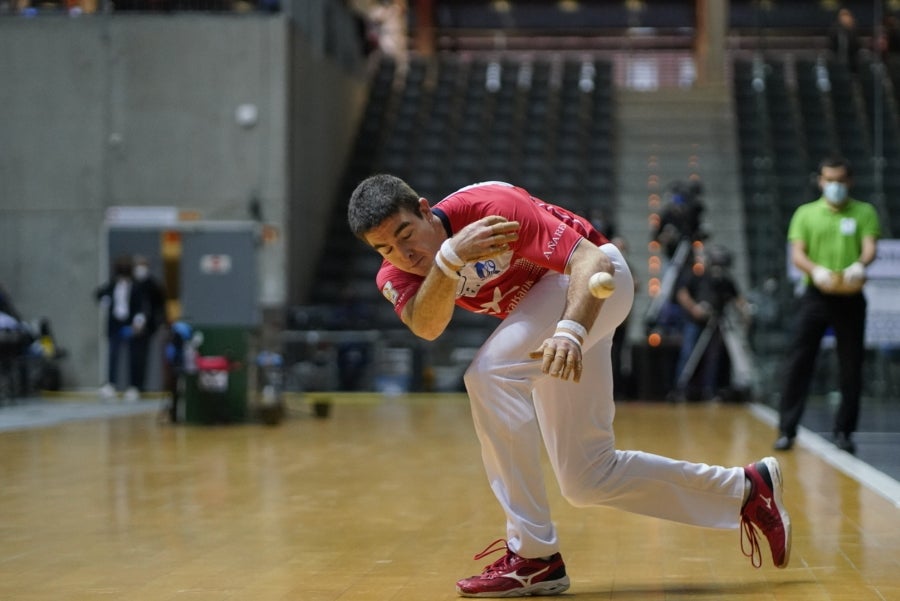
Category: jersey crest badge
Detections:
[
  {"x1": 475, "y1": 259, "x2": 500, "y2": 278},
  {"x1": 381, "y1": 281, "x2": 399, "y2": 305}
]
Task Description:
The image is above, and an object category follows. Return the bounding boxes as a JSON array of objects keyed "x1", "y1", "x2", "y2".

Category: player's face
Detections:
[{"x1": 365, "y1": 201, "x2": 441, "y2": 277}]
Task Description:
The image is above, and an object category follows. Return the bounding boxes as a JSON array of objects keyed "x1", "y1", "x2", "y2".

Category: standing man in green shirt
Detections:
[{"x1": 774, "y1": 157, "x2": 880, "y2": 454}]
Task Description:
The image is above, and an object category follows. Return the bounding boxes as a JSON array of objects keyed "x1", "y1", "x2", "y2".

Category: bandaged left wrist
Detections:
[
  {"x1": 553, "y1": 331, "x2": 583, "y2": 348},
  {"x1": 556, "y1": 319, "x2": 587, "y2": 344}
]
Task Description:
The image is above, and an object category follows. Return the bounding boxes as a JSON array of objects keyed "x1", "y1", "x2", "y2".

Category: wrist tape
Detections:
[
  {"x1": 440, "y1": 239, "x2": 464, "y2": 268},
  {"x1": 553, "y1": 331, "x2": 583, "y2": 348},
  {"x1": 556, "y1": 319, "x2": 587, "y2": 341},
  {"x1": 434, "y1": 250, "x2": 461, "y2": 280}
]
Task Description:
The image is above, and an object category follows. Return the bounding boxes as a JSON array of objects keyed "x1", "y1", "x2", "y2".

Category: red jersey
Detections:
[{"x1": 375, "y1": 182, "x2": 608, "y2": 320}]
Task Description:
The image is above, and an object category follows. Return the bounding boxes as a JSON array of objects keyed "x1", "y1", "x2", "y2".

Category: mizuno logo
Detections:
[
  {"x1": 500, "y1": 566, "x2": 550, "y2": 587},
  {"x1": 761, "y1": 495, "x2": 773, "y2": 510}
]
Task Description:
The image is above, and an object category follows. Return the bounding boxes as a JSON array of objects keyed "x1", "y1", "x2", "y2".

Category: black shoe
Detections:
[
  {"x1": 773, "y1": 435, "x2": 794, "y2": 451},
  {"x1": 833, "y1": 432, "x2": 856, "y2": 454},
  {"x1": 665, "y1": 390, "x2": 685, "y2": 403}
]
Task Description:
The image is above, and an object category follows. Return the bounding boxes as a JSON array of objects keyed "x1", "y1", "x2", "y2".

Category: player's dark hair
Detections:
[
  {"x1": 819, "y1": 155, "x2": 853, "y2": 178},
  {"x1": 348, "y1": 174, "x2": 422, "y2": 239}
]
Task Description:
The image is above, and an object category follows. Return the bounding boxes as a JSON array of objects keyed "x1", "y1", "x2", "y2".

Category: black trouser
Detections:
[
  {"x1": 107, "y1": 320, "x2": 129, "y2": 386},
  {"x1": 778, "y1": 287, "x2": 867, "y2": 438},
  {"x1": 130, "y1": 333, "x2": 151, "y2": 391}
]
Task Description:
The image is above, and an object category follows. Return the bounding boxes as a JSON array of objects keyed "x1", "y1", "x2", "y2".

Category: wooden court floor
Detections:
[{"x1": 1, "y1": 394, "x2": 898, "y2": 601}]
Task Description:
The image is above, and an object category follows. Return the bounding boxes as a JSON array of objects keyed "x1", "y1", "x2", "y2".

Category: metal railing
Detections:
[{"x1": 0, "y1": 0, "x2": 278, "y2": 15}]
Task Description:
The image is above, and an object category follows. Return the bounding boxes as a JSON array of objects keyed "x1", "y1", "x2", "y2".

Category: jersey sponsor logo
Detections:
[
  {"x1": 504, "y1": 279, "x2": 536, "y2": 314},
  {"x1": 477, "y1": 285, "x2": 522, "y2": 314},
  {"x1": 543, "y1": 222, "x2": 567, "y2": 259},
  {"x1": 381, "y1": 281, "x2": 399, "y2": 305}
]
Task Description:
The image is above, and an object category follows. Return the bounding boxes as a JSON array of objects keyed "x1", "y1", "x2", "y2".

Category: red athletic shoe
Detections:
[
  {"x1": 741, "y1": 456, "x2": 792, "y2": 568},
  {"x1": 456, "y1": 539, "x2": 570, "y2": 597}
]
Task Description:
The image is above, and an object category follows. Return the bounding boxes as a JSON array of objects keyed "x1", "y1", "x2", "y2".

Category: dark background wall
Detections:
[{"x1": 0, "y1": 8, "x2": 368, "y2": 388}]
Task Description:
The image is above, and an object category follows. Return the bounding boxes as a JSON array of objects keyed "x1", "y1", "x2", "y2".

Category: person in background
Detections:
[
  {"x1": 878, "y1": 13, "x2": 900, "y2": 69},
  {"x1": 829, "y1": 8, "x2": 862, "y2": 72},
  {"x1": 348, "y1": 174, "x2": 791, "y2": 598},
  {"x1": 129, "y1": 255, "x2": 166, "y2": 398},
  {"x1": 163, "y1": 321, "x2": 194, "y2": 423},
  {"x1": 774, "y1": 157, "x2": 880, "y2": 454},
  {"x1": 366, "y1": 0, "x2": 409, "y2": 79},
  {"x1": 587, "y1": 207, "x2": 616, "y2": 241},
  {"x1": 0, "y1": 282, "x2": 30, "y2": 401},
  {"x1": 96, "y1": 256, "x2": 135, "y2": 401},
  {"x1": 672, "y1": 244, "x2": 748, "y2": 402},
  {"x1": 652, "y1": 180, "x2": 705, "y2": 260}
]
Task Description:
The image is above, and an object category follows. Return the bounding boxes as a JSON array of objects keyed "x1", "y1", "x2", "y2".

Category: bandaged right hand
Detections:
[{"x1": 811, "y1": 265, "x2": 836, "y2": 292}]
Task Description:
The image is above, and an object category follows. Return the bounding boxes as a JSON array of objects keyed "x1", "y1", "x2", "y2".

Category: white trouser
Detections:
[{"x1": 463, "y1": 243, "x2": 745, "y2": 558}]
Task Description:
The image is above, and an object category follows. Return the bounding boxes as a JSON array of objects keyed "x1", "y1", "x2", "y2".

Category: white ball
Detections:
[{"x1": 589, "y1": 272, "x2": 616, "y2": 299}]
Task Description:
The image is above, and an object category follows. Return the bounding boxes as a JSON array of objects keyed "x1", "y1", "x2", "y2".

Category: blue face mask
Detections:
[{"x1": 823, "y1": 181, "x2": 848, "y2": 205}]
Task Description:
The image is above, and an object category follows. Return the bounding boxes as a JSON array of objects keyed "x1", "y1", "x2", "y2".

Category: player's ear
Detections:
[{"x1": 417, "y1": 197, "x2": 431, "y2": 218}]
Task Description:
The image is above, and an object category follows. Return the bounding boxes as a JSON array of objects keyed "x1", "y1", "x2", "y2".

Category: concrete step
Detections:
[{"x1": 613, "y1": 86, "x2": 749, "y2": 343}]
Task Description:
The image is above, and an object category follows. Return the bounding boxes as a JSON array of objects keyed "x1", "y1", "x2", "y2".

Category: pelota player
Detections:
[{"x1": 347, "y1": 175, "x2": 791, "y2": 597}]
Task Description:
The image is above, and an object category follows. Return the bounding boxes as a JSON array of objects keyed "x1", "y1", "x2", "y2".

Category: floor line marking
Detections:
[{"x1": 750, "y1": 402, "x2": 900, "y2": 509}]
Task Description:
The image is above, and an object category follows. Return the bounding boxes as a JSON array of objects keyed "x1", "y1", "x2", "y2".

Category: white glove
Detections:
[
  {"x1": 811, "y1": 265, "x2": 836, "y2": 291},
  {"x1": 842, "y1": 261, "x2": 866, "y2": 288}
]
